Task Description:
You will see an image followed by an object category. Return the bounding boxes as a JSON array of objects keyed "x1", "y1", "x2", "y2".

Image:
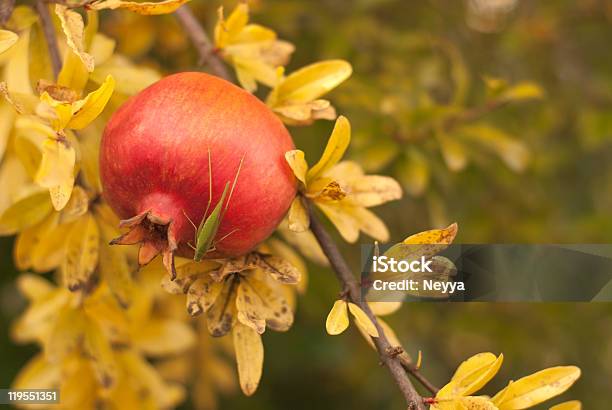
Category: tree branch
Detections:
[
  {"x1": 399, "y1": 356, "x2": 440, "y2": 396},
  {"x1": 174, "y1": 5, "x2": 232, "y2": 82},
  {"x1": 395, "y1": 99, "x2": 508, "y2": 142},
  {"x1": 35, "y1": 0, "x2": 62, "y2": 78},
  {"x1": 175, "y1": 6, "x2": 429, "y2": 406},
  {"x1": 308, "y1": 203, "x2": 426, "y2": 409}
]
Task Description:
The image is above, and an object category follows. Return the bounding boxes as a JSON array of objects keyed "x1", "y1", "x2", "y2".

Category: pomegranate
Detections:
[{"x1": 100, "y1": 72, "x2": 297, "y2": 276}]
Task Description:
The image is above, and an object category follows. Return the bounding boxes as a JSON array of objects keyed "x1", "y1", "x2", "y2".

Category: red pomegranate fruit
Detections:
[{"x1": 100, "y1": 72, "x2": 297, "y2": 276}]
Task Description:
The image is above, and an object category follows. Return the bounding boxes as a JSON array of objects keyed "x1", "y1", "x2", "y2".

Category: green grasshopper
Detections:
[{"x1": 186, "y1": 150, "x2": 244, "y2": 262}]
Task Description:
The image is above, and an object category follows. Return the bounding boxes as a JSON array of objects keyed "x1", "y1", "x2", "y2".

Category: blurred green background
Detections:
[{"x1": 2, "y1": 0, "x2": 612, "y2": 408}]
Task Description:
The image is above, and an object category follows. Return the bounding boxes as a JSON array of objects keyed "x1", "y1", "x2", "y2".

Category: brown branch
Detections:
[
  {"x1": 174, "y1": 5, "x2": 232, "y2": 82},
  {"x1": 397, "y1": 99, "x2": 508, "y2": 142},
  {"x1": 308, "y1": 203, "x2": 426, "y2": 409},
  {"x1": 174, "y1": 6, "x2": 428, "y2": 406},
  {"x1": 35, "y1": 0, "x2": 62, "y2": 78},
  {"x1": 399, "y1": 356, "x2": 440, "y2": 396}
]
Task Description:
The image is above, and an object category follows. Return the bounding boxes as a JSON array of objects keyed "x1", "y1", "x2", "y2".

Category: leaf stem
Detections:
[
  {"x1": 174, "y1": 5, "x2": 232, "y2": 82},
  {"x1": 35, "y1": 0, "x2": 62, "y2": 78},
  {"x1": 307, "y1": 202, "x2": 426, "y2": 409}
]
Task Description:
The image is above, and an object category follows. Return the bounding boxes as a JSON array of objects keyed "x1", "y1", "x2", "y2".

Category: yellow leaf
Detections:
[
  {"x1": 348, "y1": 302, "x2": 379, "y2": 338},
  {"x1": 83, "y1": 319, "x2": 117, "y2": 389},
  {"x1": 549, "y1": 401, "x2": 581, "y2": 410},
  {"x1": 287, "y1": 197, "x2": 309, "y2": 233},
  {"x1": 91, "y1": 55, "x2": 160, "y2": 95},
  {"x1": 58, "y1": 50, "x2": 89, "y2": 93},
  {"x1": 438, "y1": 353, "x2": 504, "y2": 398},
  {"x1": 403, "y1": 222, "x2": 458, "y2": 245},
  {"x1": 63, "y1": 213, "x2": 99, "y2": 291},
  {"x1": 501, "y1": 82, "x2": 544, "y2": 101},
  {"x1": 14, "y1": 212, "x2": 57, "y2": 270},
  {"x1": 88, "y1": 0, "x2": 190, "y2": 15},
  {"x1": 459, "y1": 396, "x2": 499, "y2": 409},
  {"x1": 307, "y1": 116, "x2": 350, "y2": 182},
  {"x1": 133, "y1": 319, "x2": 196, "y2": 357},
  {"x1": 368, "y1": 301, "x2": 402, "y2": 316},
  {"x1": 233, "y1": 322, "x2": 264, "y2": 396},
  {"x1": 285, "y1": 150, "x2": 308, "y2": 184},
  {"x1": 349, "y1": 175, "x2": 402, "y2": 207},
  {"x1": 30, "y1": 218, "x2": 73, "y2": 272},
  {"x1": 0, "y1": 29, "x2": 18, "y2": 55},
  {"x1": 268, "y1": 60, "x2": 352, "y2": 106},
  {"x1": 397, "y1": 148, "x2": 430, "y2": 197},
  {"x1": 316, "y1": 202, "x2": 360, "y2": 243},
  {"x1": 16, "y1": 274, "x2": 55, "y2": 302},
  {"x1": 35, "y1": 138, "x2": 76, "y2": 210},
  {"x1": 47, "y1": 305, "x2": 86, "y2": 363},
  {"x1": 67, "y1": 74, "x2": 115, "y2": 129},
  {"x1": 438, "y1": 132, "x2": 468, "y2": 172},
  {"x1": 0, "y1": 103, "x2": 14, "y2": 162},
  {"x1": 492, "y1": 366, "x2": 581, "y2": 410},
  {"x1": 459, "y1": 125, "x2": 530, "y2": 173},
  {"x1": 4, "y1": 30, "x2": 32, "y2": 94},
  {"x1": 60, "y1": 185, "x2": 89, "y2": 223},
  {"x1": 55, "y1": 5, "x2": 95, "y2": 72},
  {"x1": 0, "y1": 190, "x2": 51, "y2": 235},
  {"x1": 325, "y1": 299, "x2": 349, "y2": 335},
  {"x1": 11, "y1": 354, "x2": 60, "y2": 391},
  {"x1": 118, "y1": 350, "x2": 185, "y2": 408},
  {"x1": 214, "y1": 4, "x2": 249, "y2": 48},
  {"x1": 98, "y1": 220, "x2": 134, "y2": 307},
  {"x1": 233, "y1": 56, "x2": 277, "y2": 91}
]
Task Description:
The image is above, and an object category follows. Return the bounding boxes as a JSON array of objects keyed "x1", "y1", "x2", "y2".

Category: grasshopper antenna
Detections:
[{"x1": 223, "y1": 153, "x2": 246, "y2": 216}]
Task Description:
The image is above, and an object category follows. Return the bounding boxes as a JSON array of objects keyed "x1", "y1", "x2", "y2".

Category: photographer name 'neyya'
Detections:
[{"x1": 370, "y1": 255, "x2": 465, "y2": 294}]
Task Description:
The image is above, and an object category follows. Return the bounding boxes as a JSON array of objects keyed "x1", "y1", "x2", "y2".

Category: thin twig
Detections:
[
  {"x1": 35, "y1": 0, "x2": 62, "y2": 78},
  {"x1": 396, "y1": 99, "x2": 508, "y2": 142},
  {"x1": 308, "y1": 204, "x2": 426, "y2": 410},
  {"x1": 399, "y1": 356, "x2": 440, "y2": 395},
  {"x1": 174, "y1": 5, "x2": 232, "y2": 81}
]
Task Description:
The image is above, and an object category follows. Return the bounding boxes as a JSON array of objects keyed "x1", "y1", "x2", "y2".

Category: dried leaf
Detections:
[
  {"x1": 88, "y1": 0, "x2": 190, "y2": 15},
  {"x1": 187, "y1": 275, "x2": 224, "y2": 316},
  {"x1": 233, "y1": 322, "x2": 264, "y2": 396},
  {"x1": 236, "y1": 279, "x2": 267, "y2": 334},
  {"x1": 325, "y1": 300, "x2": 349, "y2": 335},
  {"x1": 55, "y1": 5, "x2": 95, "y2": 72},
  {"x1": 206, "y1": 278, "x2": 237, "y2": 336},
  {"x1": 256, "y1": 254, "x2": 301, "y2": 284}
]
